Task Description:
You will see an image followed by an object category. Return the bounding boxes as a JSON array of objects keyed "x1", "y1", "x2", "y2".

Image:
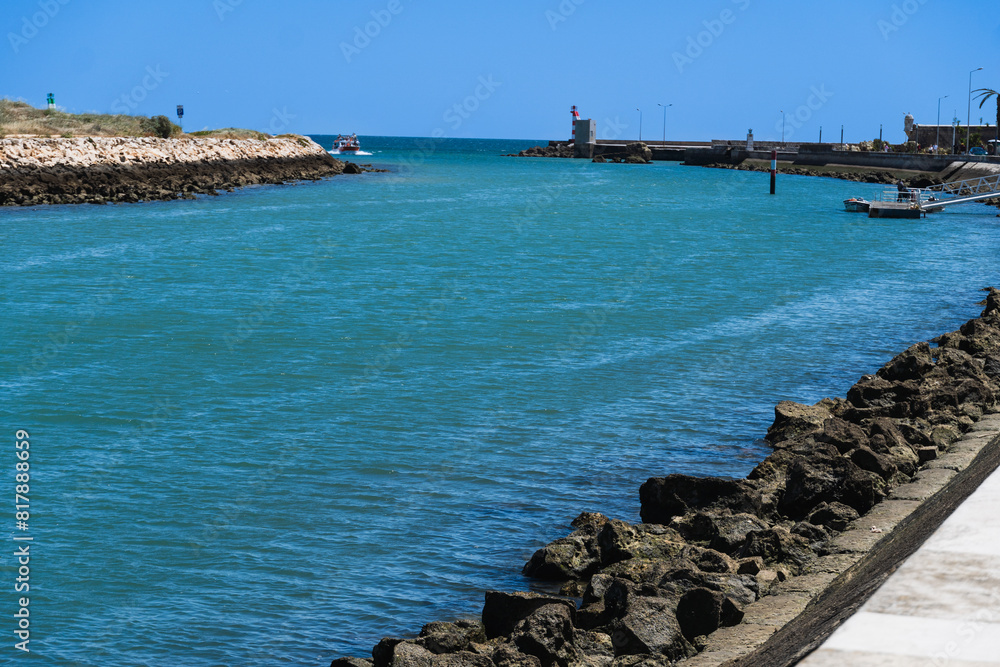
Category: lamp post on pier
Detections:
[
  {"x1": 968, "y1": 67, "x2": 983, "y2": 153},
  {"x1": 780, "y1": 110, "x2": 785, "y2": 145},
  {"x1": 937, "y1": 95, "x2": 948, "y2": 153},
  {"x1": 657, "y1": 103, "x2": 671, "y2": 143},
  {"x1": 636, "y1": 108, "x2": 642, "y2": 142}
]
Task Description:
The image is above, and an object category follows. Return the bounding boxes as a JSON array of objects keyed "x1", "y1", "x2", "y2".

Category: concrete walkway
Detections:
[{"x1": 799, "y1": 458, "x2": 1000, "y2": 666}]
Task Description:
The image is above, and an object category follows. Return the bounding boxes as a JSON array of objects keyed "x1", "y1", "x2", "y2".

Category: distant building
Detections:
[{"x1": 905, "y1": 113, "x2": 997, "y2": 149}]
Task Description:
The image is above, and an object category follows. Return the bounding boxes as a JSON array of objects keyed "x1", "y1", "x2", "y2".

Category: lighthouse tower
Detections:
[{"x1": 571, "y1": 105, "x2": 581, "y2": 144}]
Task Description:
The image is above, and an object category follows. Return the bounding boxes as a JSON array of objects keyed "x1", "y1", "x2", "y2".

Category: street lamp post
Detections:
[
  {"x1": 637, "y1": 108, "x2": 642, "y2": 142},
  {"x1": 937, "y1": 94, "x2": 948, "y2": 153},
  {"x1": 968, "y1": 67, "x2": 983, "y2": 153},
  {"x1": 780, "y1": 110, "x2": 785, "y2": 145},
  {"x1": 657, "y1": 103, "x2": 671, "y2": 143}
]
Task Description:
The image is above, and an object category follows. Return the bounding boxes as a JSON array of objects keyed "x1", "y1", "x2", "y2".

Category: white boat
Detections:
[
  {"x1": 332, "y1": 134, "x2": 360, "y2": 154},
  {"x1": 844, "y1": 198, "x2": 871, "y2": 213}
]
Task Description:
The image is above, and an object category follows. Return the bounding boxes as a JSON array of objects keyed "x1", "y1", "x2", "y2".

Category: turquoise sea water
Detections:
[{"x1": 2, "y1": 136, "x2": 999, "y2": 665}]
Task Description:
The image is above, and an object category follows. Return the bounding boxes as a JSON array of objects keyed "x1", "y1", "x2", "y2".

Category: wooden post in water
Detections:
[{"x1": 769, "y1": 150, "x2": 777, "y2": 195}]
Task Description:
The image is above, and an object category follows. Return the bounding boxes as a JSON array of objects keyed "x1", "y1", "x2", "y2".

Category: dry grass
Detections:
[
  {"x1": 0, "y1": 99, "x2": 276, "y2": 141},
  {"x1": 187, "y1": 128, "x2": 272, "y2": 141},
  {"x1": 0, "y1": 99, "x2": 184, "y2": 138}
]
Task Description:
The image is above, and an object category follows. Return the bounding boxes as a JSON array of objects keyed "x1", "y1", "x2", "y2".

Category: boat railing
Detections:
[{"x1": 876, "y1": 188, "x2": 934, "y2": 206}]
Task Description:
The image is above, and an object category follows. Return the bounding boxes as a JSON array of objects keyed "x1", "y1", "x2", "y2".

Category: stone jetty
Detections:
[{"x1": 0, "y1": 135, "x2": 346, "y2": 206}]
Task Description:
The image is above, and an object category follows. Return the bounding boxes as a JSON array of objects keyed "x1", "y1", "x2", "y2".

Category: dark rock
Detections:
[
  {"x1": 598, "y1": 559, "x2": 679, "y2": 593},
  {"x1": 738, "y1": 527, "x2": 814, "y2": 574},
  {"x1": 778, "y1": 455, "x2": 882, "y2": 519},
  {"x1": 766, "y1": 401, "x2": 831, "y2": 443},
  {"x1": 886, "y1": 445, "x2": 919, "y2": 478},
  {"x1": 482, "y1": 592, "x2": 576, "y2": 639},
  {"x1": 707, "y1": 513, "x2": 771, "y2": 554},
  {"x1": 877, "y1": 341, "x2": 935, "y2": 382},
  {"x1": 850, "y1": 446, "x2": 898, "y2": 480},
  {"x1": 511, "y1": 604, "x2": 580, "y2": 667},
  {"x1": 605, "y1": 594, "x2": 694, "y2": 660},
  {"x1": 1, "y1": 152, "x2": 346, "y2": 207},
  {"x1": 597, "y1": 520, "x2": 686, "y2": 566},
  {"x1": 624, "y1": 143, "x2": 653, "y2": 163},
  {"x1": 895, "y1": 422, "x2": 935, "y2": 450},
  {"x1": 332, "y1": 658, "x2": 374, "y2": 667},
  {"x1": 592, "y1": 156, "x2": 606, "y2": 163},
  {"x1": 639, "y1": 475, "x2": 763, "y2": 524},
  {"x1": 669, "y1": 512, "x2": 716, "y2": 544},
  {"x1": 573, "y1": 631, "x2": 615, "y2": 667},
  {"x1": 675, "y1": 588, "x2": 723, "y2": 641},
  {"x1": 572, "y1": 512, "x2": 611, "y2": 532},
  {"x1": 390, "y1": 643, "x2": 435, "y2": 667},
  {"x1": 432, "y1": 652, "x2": 495, "y2": 667},
  {"x1": 491, "y1": 645, "x2": 541, "y2": 667},
  {"x1": 847, "y1": 376, "x2": 920, "y2": 416},
  {"x1": 736, "y1": 557, "x2": 764, "y2": 575},
  {"x1": 815, "y1": 417, "x2": 869, "y2": 454},
  {"x1": 675, "y1": 588, "x2": 745, "y2": 642},
  {"x1": 607, "y1": 655, "x2": 673, "y2": 667},
  {"x1": 343, "y1": 161, "x2": 364, "y2": 174},
  {"x1": 664, "y1": 569, "x2": 759, "y2": 608},
  {"x1": 918, "y1": 446, "x2": 938, "y2": 462},
  {"x1": 417, "y1": 621, "x2": 485, "y2": 654},
  {"x1": 791, "y1": 521, "x2": 829, "y2": 548},
  {"x1": 808, "y1": 502, "x2": 859, "y2": 531},
  {"x1": 687, "y1": 547, "x2": 737, "y2": 574},
  {"x1": 523, "y1": 532, "x2": 601, "y2": 581},
  {"x1": 374, "y1": 638, "x2": 406, "y2": 667}
]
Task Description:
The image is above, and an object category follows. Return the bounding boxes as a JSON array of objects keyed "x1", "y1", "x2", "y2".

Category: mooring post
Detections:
[{"x1": 770, "y1": 149, "x2": 777, "y2": 195}]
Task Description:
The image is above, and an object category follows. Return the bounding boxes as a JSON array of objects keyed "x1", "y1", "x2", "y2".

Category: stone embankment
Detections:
[
  {"x1": 331, "y1": 288, "x2": 1000, "y2": 667},
  {"x1": 0, "y1": 135, "x2": 347, "y2": 206},
  {"x1": 514, "y1": 142, "x2": 653, "y2": 164}
]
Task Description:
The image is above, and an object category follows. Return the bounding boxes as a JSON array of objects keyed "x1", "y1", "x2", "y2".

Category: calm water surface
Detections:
[{"x1": 2, "y1": 137, "x2": 998, "y2": 665}]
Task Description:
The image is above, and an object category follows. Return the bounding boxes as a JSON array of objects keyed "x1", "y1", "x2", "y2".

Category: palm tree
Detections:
[{"x1": 974, "y1": 87, "x2": 1000, "y2": 148}]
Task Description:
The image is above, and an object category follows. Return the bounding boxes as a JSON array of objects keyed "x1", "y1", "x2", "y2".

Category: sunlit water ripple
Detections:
[{"x1": 2, "y1": 136, "x2": 997, "y2": 665}]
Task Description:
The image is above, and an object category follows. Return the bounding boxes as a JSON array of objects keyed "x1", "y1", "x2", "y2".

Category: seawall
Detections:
[
  {"x1": 330, "y1": 289, "x2": 1000, "y2": 667},
  {"x1": 0, "y1": 135, "x2": 345, "y2": 206}
]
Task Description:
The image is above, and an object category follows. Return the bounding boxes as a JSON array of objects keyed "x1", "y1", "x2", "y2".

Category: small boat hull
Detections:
[{"x1": 844, "y1": 198, "x2": 870, "y2": 213}]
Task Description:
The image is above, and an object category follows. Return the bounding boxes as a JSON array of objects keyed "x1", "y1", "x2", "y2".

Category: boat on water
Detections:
[
  {"x1": 844, "y1": 197, "x2": 871, "y2": 213},
  {"x1": 333, "y1": 134, "x2": 360, "y2": 154}
]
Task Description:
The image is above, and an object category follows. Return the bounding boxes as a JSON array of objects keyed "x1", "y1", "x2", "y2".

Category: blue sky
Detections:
[{"x1": 2, "y1": 0, "x2": 998, "y2": 142}]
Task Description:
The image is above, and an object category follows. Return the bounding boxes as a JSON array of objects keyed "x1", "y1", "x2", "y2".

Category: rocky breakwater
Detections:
[
  {"x1": 332, "y1": 288, "x2": 1000, "y2": 667},
  {"x1": 0, "y1": 135, "x2": 346, "y2": 206}
]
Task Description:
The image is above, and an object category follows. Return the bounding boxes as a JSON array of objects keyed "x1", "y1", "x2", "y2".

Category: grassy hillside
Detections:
[
  {"x1": 0, "y1": 99, "x2": 184, "y2": 138},
  {"x1": 0, "y1": 100, "x2": 281, "y2": 141}
]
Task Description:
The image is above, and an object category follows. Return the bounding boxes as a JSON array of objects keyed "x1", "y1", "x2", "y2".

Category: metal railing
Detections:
[{"x1": 923, "y1": 172, "x2": 1000, "y2": 198}]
